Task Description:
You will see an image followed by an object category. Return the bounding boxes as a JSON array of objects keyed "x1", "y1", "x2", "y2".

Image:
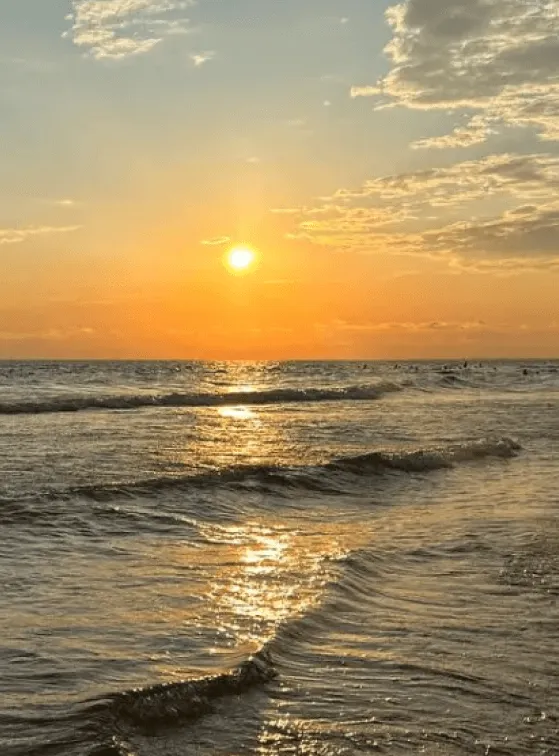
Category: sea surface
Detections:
[{"x1": 1, "y1": 360, "x2": 558, "y2": 756}]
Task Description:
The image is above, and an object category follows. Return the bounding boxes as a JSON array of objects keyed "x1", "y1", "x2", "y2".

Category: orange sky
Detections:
[{"x1": 3, "y1": 228, "x2": 558, "y2": 358}]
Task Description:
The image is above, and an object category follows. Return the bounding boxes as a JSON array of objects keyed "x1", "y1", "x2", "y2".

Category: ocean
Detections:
[{"x1": 1, "y1": 360, "x2": 558, "y2": 756}]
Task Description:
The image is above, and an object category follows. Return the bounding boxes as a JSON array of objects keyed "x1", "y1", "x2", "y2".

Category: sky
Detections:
[{"x1": 1, "y1": 0, "x2": 558, "y2": 359}]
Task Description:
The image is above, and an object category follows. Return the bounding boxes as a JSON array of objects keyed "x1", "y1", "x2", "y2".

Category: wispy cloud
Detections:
[
  {"x1": 0, "y1": 226, "x2": 81, "y2": 246},
  {"x1": 320, "y1": 320, "x2": 559, "y2": 345},
  {"x1": 201, "y1": 236, "x2": 230, "y2": 246},
  {"x1": 353, "y1": 0, "x2": 559, "y2": 148},
  {"x1": 65, "y1": 0, "x2": 195, "y2": 60},
  {"x1": 39, "y1": 198, "x2": 80, "y2": 208},
  {"x1": 287, "y1": 153, "x2": 559, "y2": 270},
  {"x1": 333, "y1": 319, "x2": 488, "y2": 334},
  {"x1": 54, "y1": 199, "x2": 78, "y2": 207},
  {"x1": 7, "y1": 56, "x2": 58, "y2": 73},
  {"x1": 270, "y1": 207, "x2": 301, "y2": 215},
  {"x1": 190, "y1": 51, "x2": 215, "y2": 67},
  {"x1": 0, "y1": 327, "x2": 95, "y2": 342}
]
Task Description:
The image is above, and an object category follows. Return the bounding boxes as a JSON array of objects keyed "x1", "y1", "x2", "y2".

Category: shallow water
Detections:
[{"x1": 1, "y1": 360, "x2": 558, "y2": 755}]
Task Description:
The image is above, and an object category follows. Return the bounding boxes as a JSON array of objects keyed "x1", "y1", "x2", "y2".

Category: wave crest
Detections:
[
  {"x1": 1, "y1": 438, "x2": 522, "y2": 524},
  {"x1": 0, "y1": 383, "x2": 402, "y2": 415},
  {"x1": 95, "y1": 649, "x2": 276, "y2": 730},
  {"x1": 66, "y1": 437, "x2": 521, "y2": 503},
  {"x1": 329, "y1": 437, "x2": 522, "y2": 474}
]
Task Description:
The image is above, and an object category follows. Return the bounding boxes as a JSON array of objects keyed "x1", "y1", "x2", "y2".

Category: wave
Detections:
[
  {"x1": 51, "y1": 437, "x2": 521, "y2": 506},
  {"x1": 0, "y1": 383, "x2": 402, "y2": 415},
  {"x1": 90, "y1": 649, "x2": 276, "y2": 732},
  {"x1": 0, "y1": 652, "x2": 276, "y2": 756},
  {"x1": 3, "y1": 364, "x2": 557, "y2": 417},
  {"x1": 327, "y1": 437, "x2": 522, "y2": 474},
  {"x1": 0, "y1": 438, "x2": 521, "y2": 529}
]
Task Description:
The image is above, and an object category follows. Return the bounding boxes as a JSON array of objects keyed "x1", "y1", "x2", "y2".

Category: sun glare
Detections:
[{"x1": 226, "y1": 246, "x2": 256, "y2": 273}]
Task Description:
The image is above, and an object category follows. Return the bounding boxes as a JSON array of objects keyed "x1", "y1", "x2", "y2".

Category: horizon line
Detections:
[{"x1": 0, "y1": 356, "x2": 558, "y2": 363}]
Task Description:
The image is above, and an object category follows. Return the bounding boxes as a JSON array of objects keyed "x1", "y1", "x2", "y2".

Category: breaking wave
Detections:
[
  {"x1": 0, "y1": 383, "x2": 402, "y2": 415},
  {"x1": 9, "y1": 650, "x2": 278, "y2": 756},
  {"x1": 87, "y1": 649, "x2": 276, "y2": 739},
  {"x1": 327, "y1": 437, "x2": 522, "y2": 474},
  {"x1": 0, "y1": 438, "x2": 521, "y2": 532},
  {"x1": 48, "y1": 437, "x2": 522, "y2": 506}
]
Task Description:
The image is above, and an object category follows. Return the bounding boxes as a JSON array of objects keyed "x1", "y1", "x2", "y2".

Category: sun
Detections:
[{"x1": 225, "y1": 245, "x2": 257, "y2": 274}]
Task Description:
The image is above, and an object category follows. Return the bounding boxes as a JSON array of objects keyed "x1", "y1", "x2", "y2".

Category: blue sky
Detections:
[
  {"x1": 1, "y1": 0, "x2": 559, "y2": 358},
  {"x1": 0, "y1": 0, "x2": 453, "y2": 222}
]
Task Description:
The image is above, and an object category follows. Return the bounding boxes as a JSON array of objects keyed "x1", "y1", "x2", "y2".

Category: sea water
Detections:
[{"x1": 1, "y1": 360, "x2": 558, "y2": 755}]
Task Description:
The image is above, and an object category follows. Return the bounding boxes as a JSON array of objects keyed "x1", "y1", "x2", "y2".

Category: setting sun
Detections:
[{"x1": 226, "y1": 246, "x2": 256, "y2": 273}]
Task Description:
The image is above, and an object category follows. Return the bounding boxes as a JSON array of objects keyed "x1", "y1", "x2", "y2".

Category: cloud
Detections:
[
  {"x1": 54, "y1": 199, "x2": 78, "y2": 207},
  {"x1": 333, "y1": 319, "x2": 488, "y2": 333},
  {"x1": 190, "y1": 51, "x2": 215, "y2": 67},
  {"x1": 353, "y1": 0, "x2": 559, "y2": 147},
  {"x1": 39, "y1": 198, "x2": 79, "y2": 208},
  {"x1": 332, "y1": 153, "x2": 559, "y2": 208},
  {"x1": 424, "y1": 202, "x2": 559, "y2": 262},
  {"x1": 322, "y1": 320, "x2": 559, "y2": 343},
  {"x1": 287, "y1": 152, "x2": 559, "y2": 269},
  {"x1": 8, "y1": 57, "x2": 58, "y2": 74},
  {"x1": 0, "y1": 226, "x2": 81, "y2": 246},
  {"x1": 201, "y1": 236, "x2": 230, "y2": 246},
  {"x1": 65, "y1": 0, "x2": 195, "y2": 60},
  {"x1": 350, "y1": 86, "x2": 377, "y2": 99},
  {"x1": 0, "y1": 327, "x2": 95, "y2": 342},
  {"x1": 270, "y1": 207, "x2": 301, "y2": 215}
]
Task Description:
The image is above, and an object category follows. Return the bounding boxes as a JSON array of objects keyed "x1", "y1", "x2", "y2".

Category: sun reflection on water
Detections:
[
  {"x1": 201, "y1": 522, "x2": 346, "y2": 650},
  {"x1": 217, "y1": 406, "x2": 256, "y2": 420},
  {"x1": 224, "y1": 383, "x2": 259, "y2": 394},
  {"x1": 110, "y1": 516, "x2": 360, "y2": 684}
]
